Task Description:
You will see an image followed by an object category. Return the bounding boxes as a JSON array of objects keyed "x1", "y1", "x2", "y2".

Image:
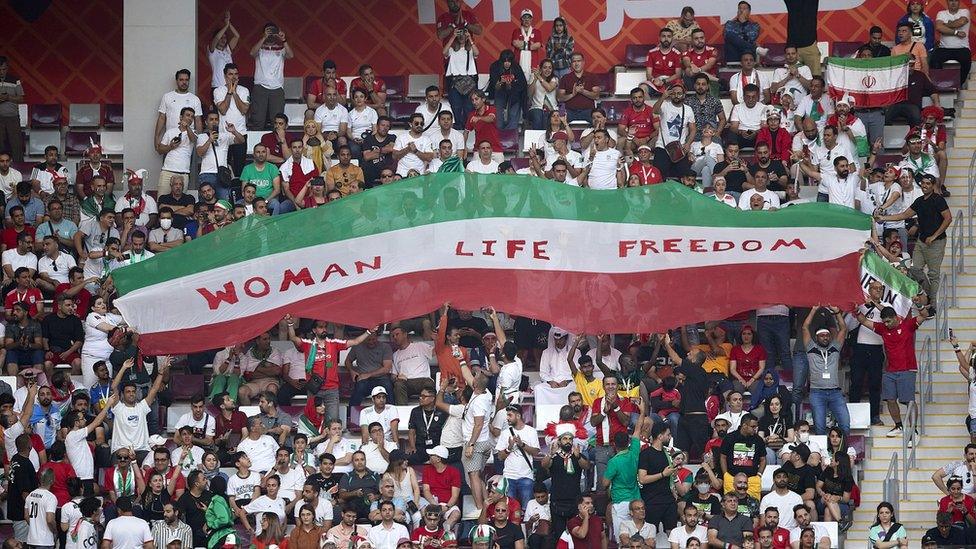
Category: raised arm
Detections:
[
  {"x1": 143, "y1": 357, "x2": 170, "y2": 406},
  {"x1": 801, "y1": 307, "x2": 818, "y2": 347}
]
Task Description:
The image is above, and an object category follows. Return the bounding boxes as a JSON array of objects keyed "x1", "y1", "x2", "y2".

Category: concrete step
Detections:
[{"x1": 862, "y1": 468, "x2": 945, "y2": 482}]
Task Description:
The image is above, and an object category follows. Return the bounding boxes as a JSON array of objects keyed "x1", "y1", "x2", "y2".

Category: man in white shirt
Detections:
[
  {"x1": 654, "y1": 81, "x2": 697, "y2": 178},
  {"x1": 213, "y1": 62, "x2": 250, "y2": 175},
  {"x1": 390, "y1": 326, "x2": 433, "y2": 405},
  {"x1": 361, "y1": 421, "x2": 399, "y2": 474},
  {"x1": 314, "y1": 86, "x2": 350, "y2": 152},
  {"x1": 198, "y1": 110, "x2": 246, "y2": 199},
  {"x1": 416, "y1": 86, "x2": 453, "y2": 140},
  {"x1": 173, "y1": 394, "x2": 216, "y2": 448},
  {"x1": 769, "y1": 45, "x2": 813, "y2": 105},
  {"x1": 65, "y1": 397, "x2": 115, "y2": 495},
  {"x1": 0, "y1": 152, "x2": 22, "y2": 200},
  {"x1": 156, "y1": 107, "x2": 205, "y2": 195},
  {"x1": 793, "y1": 76, "x2": 834, "y2": 132},
  {"x1": 110, "y1": 359, "x2": 168, "y2": 453},
  {"x1": 393, "y1": 113, "x2": 432, "y2": 177},
  {"x1": 102, "y1": 496, "x2": 153, "y2": 549},
  {"x1": 359, "y1": 386, "x2": 400, "y2": 443},
  {"x1": 66, "y1": 497, "x2": 100, "y2": 549},
  {"x1": 36, "y1": 235, "x2": 75, "y2": 290},
  {"x1": 789, "y1": 504, "x2": 831, "y2": 548},
  {"x1": 729, "y1": 51, "x2": 770, "y2": 104},
  {"x1": 466, "y1": 140, "x2": 500, "y2": 174},
  {"x1": 759, "y1": 469, "x2": 804, "y2": 530},
  {"x1": 236, "y1": 417, "x2": 280, "y2": 473},
  {"x1": 581, "y1": 129, "x2": 623, "y2": 189},
  {"x1": 800, "y1": 125, "x2": 856, "y2": 202},
  {"x1": 738, "y1": 169, "x2": 781, "y2": 210},
  {"x1": 25, "y1": 466, "x2": 57, "y2": 548},
  {"x1": 426, "y1": 111, "x2": 466, "y2": 162},
  {"x1": 461, "y1": 375, "x2": 494, "y2": 510},
  {"x1": 248, "y1": 22, "x2": 294, "y2": 131},
  {"x1": 154, "y1": 68, "x2": 202, "y2": 145},
  {"x1": 366, "y1": 501, "x2": 410, "y2": 548},
  {"x1": 268, "y1": 447, "x2": 307, "y2": 501},
  {"x1": 729, "y1": 84, "x2": 766, "y2": 149},
  {"x1": 30, "y1": 146, "x2": 71, "y2": 197},
  {"x1": 669, "y1": 505, "x2": 708, "y2": 549},
  {"x1": 494, "y1": 406, "x2": 540, "y2": 510},
  {"x1": 425, "y1": 139, "x2": 456, "y2": 174},
  {"x1": 932, "y1": 0, "x2": 971, "y2": 83},
  {"x1": 819, "y1": 156, "x2": 860, "y2": 209}
]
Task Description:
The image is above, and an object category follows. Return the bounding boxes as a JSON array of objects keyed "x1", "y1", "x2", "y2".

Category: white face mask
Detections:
[
  {"x1": 159, "y1": 218, "x2": 173, "y2": 230},
  {"x1": 798, "y1": 432, "x2": 810, "y2": 443}
]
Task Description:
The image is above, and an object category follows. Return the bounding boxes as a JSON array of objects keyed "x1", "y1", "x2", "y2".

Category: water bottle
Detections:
[{"x1": 609, "y1": 104, "x2": 617, "y2": 121}]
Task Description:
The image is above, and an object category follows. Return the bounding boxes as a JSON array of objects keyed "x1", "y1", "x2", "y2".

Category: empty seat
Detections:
[
  {"x1": 246, "y1": 130, "x2": 264, "y2": 152},
  {"x1": 599, "y1": 99, "x2": 630, "y2": 124},
  {"x1": 407, "y1": 74, "x2": 440, "y2": 97},
  {"x1": 882, "y1": 125, "x2": 909, "y2": 150},
  {"x1": 831, "y1": 41, "x2": 861, "y2": 59},
  {"x1": 283, "y1": 77, "x2": 304, "y2": 101},
  {"x1": 389, "y1": 101, "x2": 420, "y2": 126},
  {"x1": 624, "y1": 44, "x2": 655, "y2": 68},
  {"x1": 510, "y1": 157, "x2": 529, "y2": 171},
  {"x1": 65, "y1": 131, "x2": 98, "y2": 156},
  {"x1": 930, "y1": 66, "x2": 961, "y2": 92},
  {"x1": 593, "y1": 72, "x2": 613, "y2": 97},
  {"x1": 760, "y1": 42, "x2": 786, "y2": 67},
  {"x1": 30, "y1": 104, "x2": 62, "y2": 128},
  {"x1": 69, "y1": 104, "x2": 100, "y2": 127},
  {"x1": 498, "y1": 128, "x2": 519, "y2": 153},
  {"x1": 283, "y1": 103, "x2": 308, "y2": 127},
  {"x1": 27, "y1": 129, "x2": 61, "y2": 156},
  {"x1": 381, "y1": 75, "x2": 407, "y2": 101},
  {"x1": 99, "y1": 130, "x2": 124, "y2": 156},
  {"x1": 103, "y1": 104, "x2": 123, "y2": 128},
  {"x1": 614, "y1": 71, "x2": 645, "y2": 96},
  {"x1": 522, "y1": 129, "x2": 545, "y2": 152}
]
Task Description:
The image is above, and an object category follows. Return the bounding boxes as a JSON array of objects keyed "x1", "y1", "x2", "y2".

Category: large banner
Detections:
[{"x1": 114, "y1": 176, "x2": 871, "y2": 354}]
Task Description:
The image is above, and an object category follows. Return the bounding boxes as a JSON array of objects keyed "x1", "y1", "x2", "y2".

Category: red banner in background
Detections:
[{"x1": 196, "y1": 0, "x2": 958, "y2": 100}]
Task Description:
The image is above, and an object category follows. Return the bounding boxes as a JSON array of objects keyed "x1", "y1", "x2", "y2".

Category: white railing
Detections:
[{"x1": 883, "y1": 452, "x2": 900, "y2": 515}]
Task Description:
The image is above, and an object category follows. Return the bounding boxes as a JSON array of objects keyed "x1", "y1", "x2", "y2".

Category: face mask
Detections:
[
  {"x1": 798, "y1": 432, "x2": 810, "y2": 443},
  {"x1": 696, "y1": 483, "x2": 710, "y2": 494},
  {"x1": 159, "y1": 219, "x2": 173, "y2": 230}
]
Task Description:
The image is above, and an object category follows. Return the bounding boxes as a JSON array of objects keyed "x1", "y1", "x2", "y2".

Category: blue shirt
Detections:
[
  {"x1": 34, "y1": 218, "x2": 78, "y2": 242},
  {"x1": 5, "y1": 197, "x2": 46, "y2": 225}
]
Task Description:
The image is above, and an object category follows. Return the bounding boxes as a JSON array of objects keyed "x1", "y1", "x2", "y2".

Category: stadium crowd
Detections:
[{"x1": 0, "y1": 0, "x2": 970, "y2": 548}]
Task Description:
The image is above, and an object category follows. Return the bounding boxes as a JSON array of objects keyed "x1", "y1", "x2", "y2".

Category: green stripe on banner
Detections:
[
  {"x1": 113, "y1": 176, "x2": 872, "y2": 294},
  {"x1": 827, "y1": 54, "x2": 911, "y2": 69},
  {"x1": 861, "y1": 250, "x2": 920, "y2": 298}
]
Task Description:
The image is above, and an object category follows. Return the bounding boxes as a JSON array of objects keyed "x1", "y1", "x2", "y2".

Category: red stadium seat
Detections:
[
  {"x1": 510, "y1": 157, "x2": 529, "y2": 171},
  {"x1": 624, "y1": 44, "x2": 655, "y2": 68},
  {"x1": 761, "y1": 43, "x2": 787, "y2": 67},
  {"x1": 599, "y1": 99, "x2": 630, "y2": 124},
  {"x1": 30, "y1": 104, "x2": 62, "y2": 128},
  {"x1": 381, "y1": 75, "x2": 407, "y2": 101},
  {"x1": 104, "y1": 104, "x2": 123, "y2": 128},
  {"x1": 831, "y1": 41, "x2": 861, "y2": 59},
  {"x1": 594, "y1": 72, "x2": 613, "y2": 97},
  {"x1": 389, "y1": 101, "x2": 421, "y2": 126},
  {"x1": 930, "y1": 67, "x2": 961, "y2": 92},
  {"x1": 65, "y1": 131, "x2": 98, "y2": 156},
  {"x1": 303, "y1": 75, "x2": 318, "y2": 98},
  {"x1": 498, "y1": 129, "x2": 519, "y2": 153}
]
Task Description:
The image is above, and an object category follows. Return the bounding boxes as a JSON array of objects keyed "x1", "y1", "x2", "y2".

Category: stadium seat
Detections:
[
  {"x1": 930, "y1": 66, "x2": 961, "y2": 92},
  {"x1": 882, "y1": 125, "x2": 908, "y2": 150},
  {"x1": 408, "y1": 74, "x2": 440, "y2": 97},
  {"x1": 875, "y1": 153, "x2": 901, "y2": 166},
  {"x1": 12, "y1": 161, "x2": 33, "y2": 176},
  {"x1": 65, "y1": 130, "x2": 98, "y2": 156},
  {"x1": 389, "y1": 101, "x2": 421, "y2": 126},
  {"x1": 340, "y1": 76, "x2": 356, "y2": 98},
  {"x1": 831, "y1": 41, "x2": 861, "y2": 58},
  {"x1": 100, "y1": 130, "x2": 124, "y2": 156},
  {"x1": 761, "y1": 43, "x2": 787, "y2": 67},
  {"x1": 811, "y1": 522, "x2": 839, "y2": 548},
  {"x1": 381, "y1": 75, "x2": 406, "y2": 101},
  {"x1": 593, "y1": 72, "x2": 613, "y2": 97},
  {"x1": 104, "y1": 104, "x2": 123, "y2": 128},
  {"x1": 522, "y1": 129, "x2": 545, "y2": 152},
  {"x1": 534, "y1": 404, "x2": 561, "y2": 429},
  {"x1": 478, "y1": 73, "x2": 490, "y2": 90},
  {"x1": 600, "y1": 99, "x2": 630, "y2": 124},
  {"x1": 847, "y1": 402, "x2": 871, "y2": 430},
  {"x1": 614, "y1": 71, "x2": 645, "y2": 96},
  {"x1": 27, "y1": 129, "x2": 61, "y2": 156},
  {"x1": 283, "y1": 103, "x2": 308, "y2": 127},
  {"x1": 69, "y1": 104, "x2": 100, "y2": 127},
  {"x1": 510, "y1": 157, "x2": 529, "y2": 171},
  {"x1": 624, "y1": 44, "x2": 655, "y2": 68},
  {"x1": 30, "y1": 104, "x2": 62, "y2": 128},
  {"x1": 498, "y1": 129, "x2": 519, "y2": 153},
  {"x1": 283, "y1": 77, "x2": 304, "y2": 102},
  {"x1": 246, "y1": 130, "x2": 264, "y2": 152}
]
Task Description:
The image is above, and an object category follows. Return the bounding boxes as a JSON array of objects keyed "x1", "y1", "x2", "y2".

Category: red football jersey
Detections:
[
  {"x1": 619, "y1": 105, "x2": 656, "y2": 139},
  {"x1": 646, "y1": 47, "x2": 682, "y2": 82},
  {"x1": 683, "y1": 46, "x2": 718, "y2": 76}
]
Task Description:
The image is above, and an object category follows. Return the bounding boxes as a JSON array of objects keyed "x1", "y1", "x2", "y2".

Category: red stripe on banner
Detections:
[
  {"x1": 136, "y1": 253, "x2": 863, "y2": 354},
  {"x1": 828, "y1": 86, "x2": 908, "y2": 108}
]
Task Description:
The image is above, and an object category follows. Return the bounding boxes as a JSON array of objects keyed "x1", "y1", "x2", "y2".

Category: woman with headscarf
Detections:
[
  {"x1": 533, "y1": 326, "x2": 577, "y2": 406},
  {"x1": 296, "y1": 395, "x2": 330, "y2": 449},
  {"x1": 487, "y1": 49, "x2": 528, "y2": 130}
]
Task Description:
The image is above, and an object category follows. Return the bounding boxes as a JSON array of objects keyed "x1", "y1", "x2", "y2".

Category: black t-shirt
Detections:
[
  {"x1": 720, "y1": 431, "x2": 766, "y2": 477},
  {"x1": 360, "y1": 133, "x2": 397, "y2": 187},
  {"x1": 674, "y1": 359, "x2": 708, "y2": 414},
  {"x1": 714, "y1": 161, "x2": 749, "y2": 193},
  {"x1": 924, "y1": 525, "x2": 968, "y2": 545},
  {"x1": 408, "y1": 407, "x2": 448, "y2": 449},
  {"x1": 782, "y1": 462, "x2": 818, "y2": 496},
  {"x1": 681, "y1": 491, "x2": 722, "y2": 518},
  {"x1": 177, "y1": 490, "x2": 213, "y2": 548},
  {"x1": 638, "y1": 445, "x2": 675, "y2": 505},
  {"x1": 750, "y1": 160, "x2": 789, "y2": 189},
  {"x1": 757, "y1": 414, "x2": 792, "y2": 448},
  {"x1": 908, "y1": 71, "x2": 938, "y2": 106},
  {"x1": 157, "y1": 194, "x2": 196, "y2": 229},
  {"x1": 818, "y1": 467, "x2": 854, "y2": 496},
  {"x1": 784, "y1": 0, "x2": 819, "y2": 47},
  {"x1": 8, "y1": 454, "x2": 37, "y2": 521},
  {"x1": 910, "y1": 193, "x2": 950, "y2": 241},
  {"x1": 493, "y1": 521, "x2": 525, "y2": 549},
  {"x1": 41, "y1": 313, "x2": 84, "y2": 352},
  {"x1": 513, "y1": 317, "x2": 551, "y2": 350},
  {"x1": 307, "y1": 472, "x2": 345, "y2": 496}
]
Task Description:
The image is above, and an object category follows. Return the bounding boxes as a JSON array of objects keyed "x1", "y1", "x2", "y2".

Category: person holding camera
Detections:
[
  {"x1": 248, "y1": 22, "x2": 293, "y2": 131},
  {"x1": 444, "y1": 27, "x2": 479, "y2": 132}
]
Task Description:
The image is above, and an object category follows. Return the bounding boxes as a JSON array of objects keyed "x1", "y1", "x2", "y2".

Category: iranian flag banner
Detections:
[
  {"x1": 826, "y1": 54, "x2": 909, "y2": 107},
  {"x1": 113, "y1": 176, "x2": 872, "y2": 354},
  {"x1": 859, "y1": 250, "x2": 921, "y2": 316}
]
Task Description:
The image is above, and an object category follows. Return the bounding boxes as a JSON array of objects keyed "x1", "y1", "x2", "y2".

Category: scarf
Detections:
[
  {"x1": 123, "y1": 193, "x2": 147, "y2": 217},
  {"x1": 299, "y1": 398, "x2": 326, "y2": 436},
  {"x1": 808, "y1": 97, "x2": 825, "y2": 121},
  {"x1": 750, "y1": 369, "x2": 782, "y2": 410},
  {"x1": 114, "y1": 467, "x2": 135, "y2": 496}
]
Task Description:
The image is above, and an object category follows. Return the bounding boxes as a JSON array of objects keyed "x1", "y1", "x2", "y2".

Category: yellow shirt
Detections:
[
  {"x1": 573, "y1": 371, "x2": 605, "y2": 407},
  {"x1": 695, "y1": 343, "x2": 733, "y2": 376}
]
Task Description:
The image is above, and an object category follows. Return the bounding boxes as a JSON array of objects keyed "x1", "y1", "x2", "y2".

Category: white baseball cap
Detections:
[{"x1": 370, "y1": 386, "x2": 388, "y2": 397}]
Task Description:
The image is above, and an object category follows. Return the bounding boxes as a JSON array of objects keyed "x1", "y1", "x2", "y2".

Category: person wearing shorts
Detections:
[
  {"x1": 855, "y1": 305, "x2": 929, "y2": 438},
  {"x1": 461, "y1": 375, "x2": 494, "y2": 511}
]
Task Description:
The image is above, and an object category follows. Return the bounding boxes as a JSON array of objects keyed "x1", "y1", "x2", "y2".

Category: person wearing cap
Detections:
[
  {"x1": 642, "y1": 28, "x2": 682, "y2": 97},
  {"x1": 729, "y1": 84, "x2": 766, "y2": 149},
  {"x1": 924, "y1": 510, "x2": 968, "y2": 545},
  {"x1": 358, "y1": 385, "x2": 399, "y2": 444},
  {"x1": 511, "y1": 9, "x2": 542, "y2": 79},
  {"x1": 115, "y1": 169, "x2": 158, "y2": 228},
  {"x1": 653, "y1": 80, "x2": 696, "y2": 179},
  {"x1": 542, "y1": 423, "x2": 589, "y2": 537},
  {"x1": 627, "y1": 144, "x2": 662, "y2": 186},
  {"x1": 932, "y1": 0, "x2": 972, "y2": 82},
  {"x1": 897, "y1": 131, "x2": 939, "y2": 191},
  {"x1": 827, "y1": 95, "x2": 869, "y2": 162},
  {"x1": 470, "y1": 524, "x2": 497, "y2": 549},
  {"x1": 770, "y1": 45, "x2": 813, "y2": 105},
  {"x1": 420, "y1": 446, "x2": 461, "y2": 529},
  {"x1": 75, "y1": 142, "x2": 115, "y2": 200},
  {"x1": 800, "y1": 307, "x2": 851, "y2": 435},
  {"x1": 557, "y1": 52, "x2": 602, "y2": 123}
]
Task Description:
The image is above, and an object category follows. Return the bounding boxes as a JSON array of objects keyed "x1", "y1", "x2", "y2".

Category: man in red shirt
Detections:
[
  {"x1": 259, "y1": 113, "x2": 290, "y2": 164},
  {"x1": 285, "y1": 316, "x2": 373, "y2": 425},
  {"x1": 75, "y1": 144, "x2": 115, "y2": 200},
  {"x1": 682, "y1": 28, "x2": 719, "y2": 86},
  {"x1": 628, "y1": 145, "x2": 663, "y2": 185},
  {"x1": 557, "y1": 53, "x2": 603, "y2": 123},
  {"x1": 350, "y1": 64, "x2": 387, "y2": 116},
  {"x1": 5, "y1": 267, "x2": 41, "y2": 319},
  {"x1": 511, "y1": 9, "x2": 542, "y2": 78},
  {"x1": 589, "y1": 375, "x2": 636, "y2": 490},
  {"x1": 855, "y1": 305, "x2": 929, "y2": 437},
  {"x1": 567, "y1": 494, "x2": 605, "y2": 549},
  {"x1": 464, "y1": 91, "x2": 502, "y2": 163},
  {"x1": 54, "y1": 267, "x2": 93, "y2": 318},
  {"x1": 213, "y1": 391, "x2": 248, "y2": 444},
  {"x1": 306, "y1": 59, "x2": 348, "y2": 110},
  {"x1": 643, "y1": 28, "x2": 683, "y2": 97},
  {"x1": 757, "y1": 507, "x2": 792, "y2": 549},
  {"x1": 619, "y1": 87, "x2": 657, "y2": 155},
  {"x1": 420, "y1": 445, "x2": 461, "y2": 530},
  {"x1": 1, "y1": 205, "x2": 34, "y2": 253},
  {"x1": 436, "y1": 0, "x2": 483, "y2": 43}
]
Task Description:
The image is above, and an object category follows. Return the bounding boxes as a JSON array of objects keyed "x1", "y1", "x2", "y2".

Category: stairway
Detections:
[{"x1": 849, "y1": 78, "x2": 976, "y2": 539}]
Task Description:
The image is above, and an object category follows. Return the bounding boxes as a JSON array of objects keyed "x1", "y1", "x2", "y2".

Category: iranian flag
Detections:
[
  {"x1": 859, "y1": 250, "x2": 921, "y2": 316},
  {"x1": 113, "y1": 176, "x2": 872, "y2": 355},
  {"x1": 826, "y1": 54, "x2": 909, "y2": 107}
]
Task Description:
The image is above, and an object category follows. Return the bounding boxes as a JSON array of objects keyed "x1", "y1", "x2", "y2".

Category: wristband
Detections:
[{"x1": 954, "y1": 345, "x2": 961, "y2": 351}]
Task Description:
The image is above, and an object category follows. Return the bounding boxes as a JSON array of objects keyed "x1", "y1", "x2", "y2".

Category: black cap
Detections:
[{"x1": 921, "y1": 534, "x2": 937, "y2": 545}]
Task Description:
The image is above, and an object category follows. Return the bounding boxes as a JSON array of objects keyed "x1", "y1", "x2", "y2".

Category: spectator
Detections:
[
  {"x1": 862, "y1": 26, "x2": 892, "y2": 58},
  {"x1": 567, "y1": 494, "x2": 605, "y2": 549},
  {"x1": 0, "y1": 57, "x2": 24, "y2": 161},
  {"x1": 361, "y1": 116, "x2": 397, "y2": 187},
  {"x1": 345, "y1": 329, "x2": 395, "y2": 407},
  {"x1": 359, "y1": 386, "x2": 399, "y2": 446},
  {"x1": 466, "y1": 140, "x2": 500, "y2": 174},
  {"x1": 5, "y1": 300, "x2": 43, "y2": 374},
  {"x1": 289, "y1": 504, "x2": 324, "y2": 549},
  {"x1": 642, "y1": 28, "x2": 683, "y2": 97},
  {"x1": 0, "y1": 152, "x2": 21, "y2": 200},
  {"x1": 526, "y1": 60, "x2": 558, "y2": 131},
  {"x1": 666, "y1": 6, "x2": 702, "y2": 51},
  {"x1": 557, "y1": 53, "x2": 602, "y2": 123},
  {"x1": 892, "y1": 22, "x2": 929, "y2": 74},
  {"x1": 579, "y1": 130, "x2": 623, "y2": 189},
  {"x1": 249, "y1": 22, "x2": 293, "y2": 130},
  {"x1": 323, "y1": 145, "x2": 363, "y2": 197},
  {"x1": 925, "y1": 511, "x2": 968, "y2": 545},
  {"x1": 207, "y1": 11, "x2": 239, "y2": 89},
  {"x1": 511, "y1": 9, "x2": 542, "y2": 79},
  {"x1": 868, "y1": 502, "x2": 907, "y2": 548},
  {"x1": 40, "y1": 293, "x2": 82, "y2": 375},
  {"x1": 198, "y1": 112, "x2": 245, "y2": 203},
  {"x1": 346, "y1": 90, "x2": 380, "y2": 159},
  {"x1": 708, "y1": 491, "x2": 754, "y2": 548},
  {"x1": 394, "y1": 114, "x2": 431, "y2": 176},
  {"x1": 760, "y1": 468, "x2": 804, "y2": 531},
  {"x1": 337, "y1": 451, "x2": 381, "y2": 521},
  {"x1": 653, "y1": 82, "x2": 696, "y2": 179},
  {"x1": 899, "y1": 134, "x2": 941, "y2": 191},
  {"x1": 729, "y1": 84, "x2": 766, "y2": 148},
  {"x1": 818, "y1": 452, "x2": 855, "y2": 530},
  {"x1": 307, "y1": 59, "x2": 348, "y2": 110},
  {"x1": 638, "y1": 421, "x2": 678, "y2": 532},
  {"x1": 899, "y1": 0, "x2": 936, "y2": 51},
  {"x1": 542, "y1": 424, "x2": 590, "y2": 539},
  {"x1": 115, "y1": 170, "x2": 158, "y2": 228},
  {"x1": 494, "y1": 405, "x2": 539, "y2": 511},
  {"x1": 443, "y1": 28, "x2": 479, "y2": 132},
  {"x1": 543, "y1": 17, "x2": 576, "y2": 80},
  {"x1": 723, "y1": 2, "x2": 762, "y2": 70},
  {"x1": 151, "y1": 502, "x2": 193, "y2": 549},
  {"x1": 783, "y1": 1, "x2": 822, "y2": 74},
  {"x1": 801, "y1": 307, "x2": 850, "y2": 434},
  {"x1": 279, "y1": 138, "x2": 319, "y2": 213},
  {"x1": 368, "y1": 501, "x2": 410, "y2": 547},
  {"x1": 420, "y1": 446, "x2": 461, "y2": 529},
  {"x1": 236, "y1": 331, "x2": 285, "y2": 405},
  {"x1": 156, "y1": 107, "x2": 200, "y2": 196},
  {"x1": 146, "y1": 207, "x2": 186, "y2": 253},
  {"x1": 681, "y1": 30, "x2": 719, "y2": 91},
  {"x1": 389, "y1": 327, "x2": 433, "y2": 406},
  {"x1": 604, "y1": 433, "x2": 644, "y2": 543},
  {"x1": 25, "y1": 466, "x2": 58, "y2": 549},
  {"x1": 213, "y1": 63, "x2": 249, "y2": 176},
  {"x1": 720, "y1": 412, "x2": 765, "y2": 498},
  {"x1": 932, "y1": 0, "x2": 971, "y2": 82},
  {"x1": 350, "y1": 64, "x2": 387, "y2": 117},
  {"x1": 75, "y1": 143, "x2": 115, "y2": 200},
  {"x1": 36, "y1": 200, "x2": 78, "y2": 262},
  {"x1": 154, "y1": 67, "x2": 202, "y2": 156},
  {"x1": 730, "y1": 52, "x2": 770, "y2": 105},
  {"x1": 258, "y1": 113, "x2": 289, "y2": 164},
  {"x1": 249, "y1": 510, "x2": 288, "y2": 548},
  {"x1": 461, "y1": 373, "x2": 494, "y2": 510},
  {"x1": 102, "y1": 497, "x2": 152, "y2": 549}
]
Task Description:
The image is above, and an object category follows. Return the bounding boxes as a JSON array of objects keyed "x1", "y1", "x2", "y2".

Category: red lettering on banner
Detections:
[
  {"x1": 713, "y1": 241, "x2": 734, "y2": 252},
  {"x1": 619, "y1": 240, "x2": 637, "y2": 257},
  {"x1": 507, "y1": 240, "x2": 526, "y2": 258},
  {"x1": 280, "y1": 268, "x2": 315, "y2": 292},
  {"x1": 690, "y1": 239, "x2": 706, "y2": 252},
  {"x1": 742, "y1": 240, "x2": 762, "y2": 252},
  {"x1": 640, "y1": 240, "x2": 659, "y2": 255},
  {"x1": 482, "y1": 240, "x2": 496, "y2": 256},
  {"x1": 196, "y1": 282, "x2": 239, "y2": 310},
  {"x1": 663, "y1": 239, "x2": 681, "y2": 252},
  {"x1": 533, "y1": 241, "x2": 550, "y2": 260},
  {"x1": 355, "y1": 256, "x2": 382, "y2": 273},
  {"x1": 322, "y1": 263, "x2": 349, "y2": 281},
  {"x1": 455, "y1": 241, "x2": 473, "y2": 256},
  {"x1": 244, "y1": 277, "x2": 270, "y2": 298},
  {"x1": 771, "y1": 238, "x2": 806, "y2": 251}
]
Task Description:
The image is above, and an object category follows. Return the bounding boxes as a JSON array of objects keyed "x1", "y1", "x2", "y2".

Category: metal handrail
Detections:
[
  {"x1": 968, "y1": 150, "x2": 975, "y2": 246},
  {"x1": 883, "y1": 452, "x2": 901, "y2": 515},
  {"x1": 902, "y1": 400, "x2": 919, "y2": 499},
  {"x1": 919, "y1": 336, "x2": 932, "y2": 432},
  {"x1": 950, "y1": 209, "x2": 966, "y2": 308}
]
